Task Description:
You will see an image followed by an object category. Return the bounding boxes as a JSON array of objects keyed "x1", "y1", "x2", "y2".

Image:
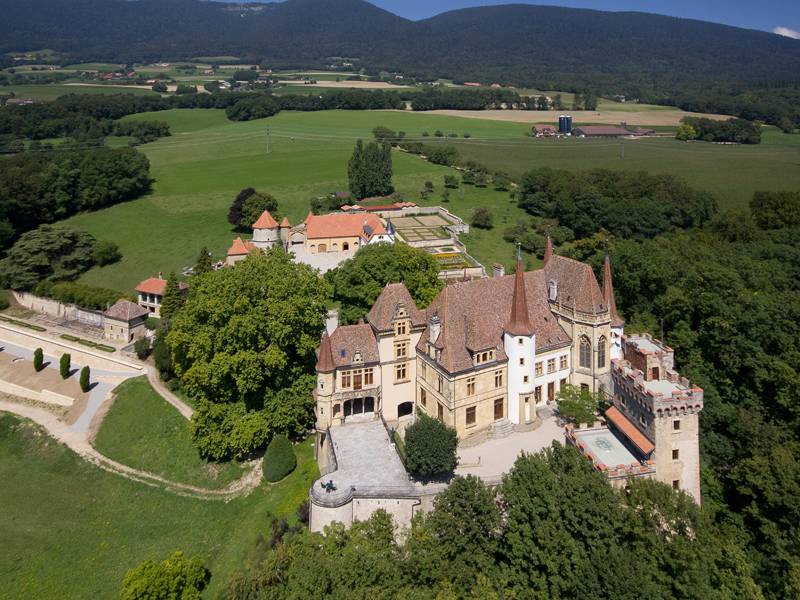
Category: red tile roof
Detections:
[
  {"x1": 574, "y1": 125, "x2": 631, "y2": 137},
  {"x1": 505, "y1": 260, "x2": 535, "y2": 336},
  {"x1": 417, "y1": 268, "x2": 570, "y2": 374},
  {"x1": 366, "y1": 283, "x2": 426, "y2": 332},
  {"x1": 316, "y1": 332, "x2": 335, "y2": 373},
  {"x1": 603, "y1": 254, "x2": 624, "y2": 328},
  {"x1": 330, "y1": 322, "x2": 379, "y2": 367},
  {"x1": 280, "y1": 217, "x2": 290, "y2": 228},
  {"x1": 252, "y1": 210, "x2": 279, "y2": 229},
  {"x1": 305, "y1": 213, "x2": 386, "y2": 241},
  {"x1": 227, "y1": 237, "x2": 257, "y2": 256},
  {"x1": 104, "y1": 299, "x2": 149, "y2": 322},
  {"x1": 544, "y1": 255, "x2": 607, "y2": 314},
  {"x1": 135, "y1": 277, "x2": 188, "y2": 296},
  {"x1": 606, "y1": 406, "x2": 655, "y2": 455}
]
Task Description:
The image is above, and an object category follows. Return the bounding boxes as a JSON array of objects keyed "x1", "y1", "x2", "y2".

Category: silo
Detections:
[
  {"x1": 558, "y1": 115, "x2": 567, "y2": 133},
  {"x1": 565, "y1": 115, "x2": 573, "y2": 134}
]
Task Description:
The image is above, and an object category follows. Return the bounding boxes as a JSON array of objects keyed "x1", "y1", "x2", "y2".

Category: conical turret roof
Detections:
[
  {"x1": 316, "y1": 331, "x2": 335, "y2": 373},
  {"x1": 505, "y1": 259, "x2": 535, "y2": 336}
]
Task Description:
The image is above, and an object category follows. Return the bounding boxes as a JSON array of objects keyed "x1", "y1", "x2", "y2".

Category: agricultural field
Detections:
[
  {"x1": 0, "y1": 412, "x2": 317, "y2": 598},
  {"x1": 93, "y1": 377, "x2": 245, "y2": 488},
  {"x1": 61, "y1": 107, "x2": 800, "y2": 293},
  {"x1": 2, "y1": 83, "x2": 158, "y2": 101}
]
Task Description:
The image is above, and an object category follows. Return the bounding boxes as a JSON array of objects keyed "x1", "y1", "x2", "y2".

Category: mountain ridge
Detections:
[{"x1": 2, "y1": 0, "x2": 800, "y2": 99}]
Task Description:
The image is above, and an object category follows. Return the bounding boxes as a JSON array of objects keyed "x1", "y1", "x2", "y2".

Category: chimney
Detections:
[
  {"x1": 543, "y1": 233, "x2": 553, "y2": 265},
  {"x1": 429, "y1": 314, "x2": 441, "y2": 344},
  {"x1": 325, "y1": 309, "x2": 339, "y2": 335},
  {"x1": 492, "y1": 263, "x2": 505, "y2": 277}
]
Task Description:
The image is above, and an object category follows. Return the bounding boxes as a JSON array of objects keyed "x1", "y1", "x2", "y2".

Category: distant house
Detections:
[
  {"x1": 226, "y1": 237, "x2": 259, "y2": 266},
  {"x1": 135, "y1": 275, "x2": 189, "y2": 317},
  {"x1": 463, "y1": 82, "x2": 481, "y2": 87},
  {"x1": 103, "y1": 300, "x2": 148, "y2": 343},
  {"x1": 532, "y1": 125, "x2": 557, "y2": 137},
  {"x1": 632, "y1": 127, "x2": 656, "y2": 137},
  {"x1": 573, "y1": 125, "x2": 632, "y2": 138}
]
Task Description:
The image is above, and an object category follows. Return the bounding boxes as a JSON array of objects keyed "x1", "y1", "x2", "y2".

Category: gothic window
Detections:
[
  {"x1": 597, "y1": 336, "x2": 607, "y2": 369},
  {"x1": 579, "y1": 336, "x2": 591, "y2": 368}
]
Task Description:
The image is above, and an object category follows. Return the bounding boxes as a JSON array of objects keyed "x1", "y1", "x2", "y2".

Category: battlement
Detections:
[{"x1": 566, "y1": 426, "x2": 656, "y2": 480}]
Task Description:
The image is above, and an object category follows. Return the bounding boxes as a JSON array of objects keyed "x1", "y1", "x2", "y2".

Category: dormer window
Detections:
[
  {"x1": 353, "y1": 350, "x2": 363, "y2": 364},
  {"x1": 475, "y1": 350, "x2": 495, "y2": 365},
  {"x1": 548, "y1": 280, "x2": 558, "y2": 302},
  {"x1": 395, "y1": 320, "x2": 408, "y2": 336}
]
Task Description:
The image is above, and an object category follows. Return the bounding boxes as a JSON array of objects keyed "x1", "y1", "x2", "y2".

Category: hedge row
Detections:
[{"x1": 60, "y1": 333, "x2": 115, "y2": 353}]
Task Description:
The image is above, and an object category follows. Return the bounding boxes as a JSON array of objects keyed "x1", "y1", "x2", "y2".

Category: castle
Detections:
[{"x1": 310, "y1": 236, "x2": 703, "y2": 529}]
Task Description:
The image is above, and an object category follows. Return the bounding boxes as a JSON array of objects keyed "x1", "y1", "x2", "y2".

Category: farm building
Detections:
[
  {"x1": 573, "y1": 125, "x2": 632, "y2": 138},
  {"x1": 532, "y1": 125, "x2": 557, "y2": 137}
]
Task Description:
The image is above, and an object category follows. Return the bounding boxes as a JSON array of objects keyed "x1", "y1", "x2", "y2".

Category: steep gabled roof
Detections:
[
  {"x1": 417, "y1": 270, "x2": 570, "y2": 374},
  {"x1": 603, "y1": 254, "x2": 624, "y2": 328},
  {"x1": 505, "y1": 259, "x2": 535, "y2": 336},
  {"x1": 366, "y1": 283, "x2": 426, "y2": 332},
  {"x1": 227, "y1": 237, "x2": 257, "y2": 257},
  {"x1": 544, "y1": 255, "x2": 607, "y2": 315},
  {"x1": 329, "y1": 322, "x2": 380, "y2": 368},
  {"x1": 316, "y1": 331, "x2": 335, "y2": 373},
  {"x1": 252, "y1": 210, "x2": 279, "y2": 230}
]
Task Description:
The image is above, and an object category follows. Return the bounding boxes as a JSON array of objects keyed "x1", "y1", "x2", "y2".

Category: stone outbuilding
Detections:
[{"x1": 103, "y1": 300, "x2": 149, "y2": 343}]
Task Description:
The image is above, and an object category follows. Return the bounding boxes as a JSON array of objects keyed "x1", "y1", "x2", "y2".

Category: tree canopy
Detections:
[
  {"x1": 347, "y1": 139, "x2": 393, "y2": 200},
  {"x1": 166, "y1": 250, "x2": 331, "y2": 460},
  {"x1": 325, "y1": 242, "x2": 443, "y2": 324},
  {"x1": 121, "y1": 551, "x2": 210, "y2": 600}
]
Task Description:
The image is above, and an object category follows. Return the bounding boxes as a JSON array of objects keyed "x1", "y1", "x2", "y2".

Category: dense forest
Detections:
[{"x1": 2, "y1": 0, "x2": 800, "y2": 127}]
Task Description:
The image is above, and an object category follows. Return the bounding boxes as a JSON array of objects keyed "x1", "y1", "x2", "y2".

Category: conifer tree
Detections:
[
  {"x1": 59, "y1": 353, "x2": 71, "y2": 379},
  {"x1": 33, "y1": 347, "x2": 43, "y2": 372},
  {"x1": 159, "y1": 272, "x2": 184, "y2": 323},
  {"x1": 79, "y1": 365, "x2": 90, "y2": 392},
  {"x1": 194, "y1": 246, "x2": 213, "y2": 276}
]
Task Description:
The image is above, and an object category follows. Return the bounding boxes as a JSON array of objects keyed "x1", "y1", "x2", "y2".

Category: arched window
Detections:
[
  {"x1": 597, "y1": 336, "x2": 607, "y2": 369},
  {"x1": 579, "y1": 336, "x2": 591, "y2": 368}
]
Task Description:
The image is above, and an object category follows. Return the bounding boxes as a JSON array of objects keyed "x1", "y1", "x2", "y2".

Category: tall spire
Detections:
[
  {"x1": 603, "y1": 252, "x2": 624, "y2": 327},
  {"x1": 316, "y1": 331, "x2": 335, "y2": 373},
  {"x1": 505, "y1": 258, "x2": 535, "y2": 336},
  {"x1": 543, "y1": 231, "x2": 553, "y2": 265}
]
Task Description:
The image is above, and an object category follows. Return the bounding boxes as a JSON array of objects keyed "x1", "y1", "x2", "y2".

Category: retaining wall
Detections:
[{"x1": 12, "y1": 291, "x2": 104, "y2": 327}]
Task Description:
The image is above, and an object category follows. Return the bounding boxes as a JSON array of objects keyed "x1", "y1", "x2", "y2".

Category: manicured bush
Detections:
[
  {"x1": 404, "y1": 411, "x2": 458, "y2": 479},
  {"x1": 59, "y1": 353, "x2": 71, "y2": 379},
  {"x1": 33, "y1": 347, "x2": 44, "y2": 372},
  {"x1": 134, "y1": 337, "x2": 151, "y2": 360},
  {"x1": 262, "y1": 434, "x2": 297, "y2": 482},
  {"x1": 79, "y1": 365, "x2": 91, "y2": 392}
]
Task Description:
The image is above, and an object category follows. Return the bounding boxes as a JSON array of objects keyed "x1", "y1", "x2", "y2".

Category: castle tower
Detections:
[
  {"x1": 252, "y1": 210, "x2": 280, "y2": 249},
  {"x1": 603, "y1": 253, "x2": 625, "y2": 360},
  {"x1": 315, "y1": 331, "x2": 336, "y2": 432},
  {"x1": 280, "y1": 217, "x2": 290, "y2": 248},
  {"x1": 503, "y1": 257, "x2": 536, "y2": 425}
]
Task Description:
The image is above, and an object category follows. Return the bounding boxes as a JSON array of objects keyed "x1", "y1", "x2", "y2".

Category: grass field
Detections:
[
  {"x1": 4, "y1": 83, "x2": 157, "y2": 100},
  {"x1": 65, "y1": 109, "x2": 523, "y2": 291},
  {"x1": 93, "y1": 377, "x2": 245, "y2": 488},
  {"x1": 59, "y1": 107, "x2": 800, "y2": 292},
  {"x1": 0, "y1": 412, "x2": 316, "y2": 598}
]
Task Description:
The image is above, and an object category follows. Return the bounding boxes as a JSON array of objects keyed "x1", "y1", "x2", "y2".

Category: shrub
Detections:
[
  {"x1": 557, "y1": 384, "x2": 601, "y2": 425},
  {"x1": 404, "y1": 412, "x2": 457, "y2": 478},
  {"x1": 93, "y1": 240, "x2": 122, "y2": 266},
  {"x1": 472, "y1": 207, "x2": 494, "y2": 229},
  {"x1": 134, "y1": 337, "x2": 151, "y2": 360},
  {"x1": 33, "y1": 347, "x2": 44, "y2": 372},
  {"x1": 262, "y1": 434, "x2": 297, "y2": 482},
  {"x1": 0, "y1": 289, "x2": 8, "y2": 310},
  {"x1": 121, "y1": 551, "x2": 209, "y2": 600},
  {"x1": 434, "y1": 130, "x2": 444, "y2": 137},
  {"x1": 79, "y1": 365, "x2": 90, "y2": 392},
  {"x1": 422, "y1": 131, "x2": 430, "y2": 137},
  {"x1": 463, "y1": 132, "x2": 472, "y2": 138},
  {"x1": 59, "y1": 353, "x2": 71, "y2": 379}
]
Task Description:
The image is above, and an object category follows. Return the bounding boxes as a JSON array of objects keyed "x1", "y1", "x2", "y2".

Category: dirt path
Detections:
[
  {"x1": 146, "y1": 367, "x2": 194, "y2": 420},
  {"x1": 0, "y1": 399, "x2": 262, "y2": 500}
]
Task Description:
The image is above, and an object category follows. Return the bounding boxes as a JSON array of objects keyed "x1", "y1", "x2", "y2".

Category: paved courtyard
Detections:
[{"x1": 456, "y1": 410, "x2": 564, "y2": 480}]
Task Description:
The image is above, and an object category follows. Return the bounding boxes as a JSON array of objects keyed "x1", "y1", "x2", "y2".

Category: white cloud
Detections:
[{"x1": 774, "y1": 26, "x2": 800, "y2": 39}]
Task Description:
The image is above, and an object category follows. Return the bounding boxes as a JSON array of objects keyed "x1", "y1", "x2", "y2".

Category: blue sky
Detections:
[{"x1": 246, "y1": 0, "x2": 800, "y2": 36}]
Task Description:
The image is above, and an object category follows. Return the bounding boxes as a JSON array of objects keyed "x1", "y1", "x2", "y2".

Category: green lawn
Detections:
[
  {"x1": 93, "y1": 377, "x2": 244, "y2": 488},
  {"x1": 60, "y1": 107, "x2": 800, "y2": 292},
  {"x1": 66, "y1": 109, "x2": 524, "y2": 291},
  {"x1": 0, "y1": 412, "x2": 317, "y2": 599}
]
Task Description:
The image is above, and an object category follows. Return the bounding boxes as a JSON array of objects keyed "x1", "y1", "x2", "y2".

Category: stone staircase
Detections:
[{"x1": 488, "y1": 418, "x2": 515, "y2": 439}]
